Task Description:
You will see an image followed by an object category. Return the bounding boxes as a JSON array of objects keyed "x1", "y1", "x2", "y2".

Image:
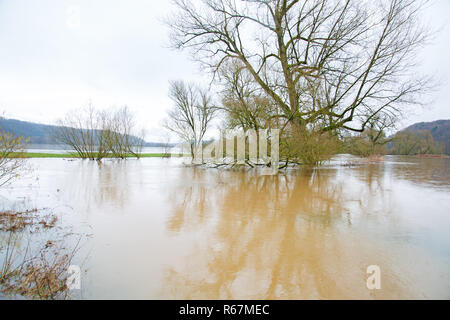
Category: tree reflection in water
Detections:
[{"x1": 161, "y1": 166, "x2": 426, "y2": 299}]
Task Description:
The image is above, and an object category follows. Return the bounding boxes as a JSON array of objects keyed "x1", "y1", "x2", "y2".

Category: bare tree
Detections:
[
  {"x1": 161, "y1": 132, "x2": 173, "y2": 158},
  {"x1": 168, "y1": 0, "x2": 432, "y2": 134},
  {"x1": 101, "y1": 106, "x2": 144, "y2": 159},
  {"x1": 0, "y1": 130, "x2": 29, "y2": 187},
  {"x1": 220, "y1": 61, "x2": 277, "y2": 131},
  {"x1": 54, "y1": 103, "x2": 108, "y2": 160},
  {"x1": 164, "y1": 81, "x2": 216, "y2": 161},
  {"x1": 55, "y1": 104, "x2": 145, "y2": 160}
]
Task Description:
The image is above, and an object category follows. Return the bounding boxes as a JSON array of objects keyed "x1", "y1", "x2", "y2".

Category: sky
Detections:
[{"x1": 0, "y1": 0, "x2": 449, "y2": 142}]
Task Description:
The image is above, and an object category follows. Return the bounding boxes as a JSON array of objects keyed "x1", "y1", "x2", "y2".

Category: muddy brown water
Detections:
[{"x1": 1, "y1": 155, "x2": 449, "y2": 299}]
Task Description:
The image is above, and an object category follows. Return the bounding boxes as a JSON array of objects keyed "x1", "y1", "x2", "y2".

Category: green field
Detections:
[{"x1": 14, "y1": 153, "x2": 183, "y2": 159}]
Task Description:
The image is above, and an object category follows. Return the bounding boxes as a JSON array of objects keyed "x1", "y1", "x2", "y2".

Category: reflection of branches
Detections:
[
  {"x1": 162, "y1": 168, "x2": 358, "y2": 299},
  {"x1": 166, "y1": 168, "x2": 216, "y2": 233},
  {"x1": 96, "y1": 161, "x2": 131, "y2": 209},
  {"x1": 60, "y1": 161, "x2": 132, "y2": 212},
  {"x1": 358, "y1": 164, "x2": 386, "y2": 193},
  {"x1": 389, "y1": 157, "x2": 450, "y2": 189}
]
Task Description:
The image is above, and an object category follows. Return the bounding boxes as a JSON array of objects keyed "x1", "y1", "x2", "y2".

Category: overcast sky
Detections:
[{"x1": 0, "y1": 0, "x2": 449, "y2": 141}]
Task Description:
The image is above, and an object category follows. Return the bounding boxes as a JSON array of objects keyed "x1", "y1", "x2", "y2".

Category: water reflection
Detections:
[
  {"x1": 388, "y1": 156, "x2": 450, "y2": 189},
  {"x1": 0, "y1": 157, "x2": 448, "y2": 299},
  {"x1": 163, "y1": 169, "x2": 353, "y2": 299},
  {"x1": 161, "y1": 161, "x2": 450, "y2": 299},
  {"x1": 60, "y1": 160, "x2": 134, "y2": 211}
]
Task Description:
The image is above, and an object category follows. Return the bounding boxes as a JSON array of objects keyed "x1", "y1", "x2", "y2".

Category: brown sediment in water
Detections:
[{"x1": 1, "y1": 156, "x2": 449, "y2": 299}]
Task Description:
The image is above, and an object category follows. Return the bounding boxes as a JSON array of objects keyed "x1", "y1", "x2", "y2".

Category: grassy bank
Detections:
[{"x1": 14, "y1": 153, "x2": 182, "y2": 159}]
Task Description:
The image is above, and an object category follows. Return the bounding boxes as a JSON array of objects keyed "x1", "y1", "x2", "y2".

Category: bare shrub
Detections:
[
  {"x1": 280, "y1": 125, "x2": 340, "y2": 166},
  {"x1": 101, "y1": 106, "x2": 145, "y2": 159},
  {"x1": 0, "y1": 237, "x2": 77, "y2": 300},
  {"x1": 54, "y1": 103, "x2": 107, "y2": 160},
  {"x1": 0, "y1": 130, "x2": 29, "y2": 187},
  {"x1": 55, "y1": 104, "x2": 145, "y2": 160},
  {"x1": 0, "y1": 209, "x2": 80, "y2": 300}
]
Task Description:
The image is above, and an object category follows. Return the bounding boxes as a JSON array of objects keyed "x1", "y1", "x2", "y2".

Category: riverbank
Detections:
[{"x1": 415, "y1": 154, "x2": 450, "y2": 159}]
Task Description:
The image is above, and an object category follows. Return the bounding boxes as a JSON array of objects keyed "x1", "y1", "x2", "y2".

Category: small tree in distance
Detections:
[
  {"x1": 54, "y1": 104, "x2": 146, "y2": 160},
  {"x1": 164, "y1": 81, "x2": 217, "y2": 162}
]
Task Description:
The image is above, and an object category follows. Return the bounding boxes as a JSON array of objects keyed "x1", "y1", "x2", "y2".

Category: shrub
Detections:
[{"x1": 280, "y1": 125, "x2": 340, "y2": 166}]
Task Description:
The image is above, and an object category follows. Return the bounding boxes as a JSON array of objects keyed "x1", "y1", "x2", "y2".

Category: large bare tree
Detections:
[
  {"x1": 168, "y1": 0, "x2": 432, "y2": 134},
  {"x1": 164, "y1": 81, "x2": 216, "y2": 161}
]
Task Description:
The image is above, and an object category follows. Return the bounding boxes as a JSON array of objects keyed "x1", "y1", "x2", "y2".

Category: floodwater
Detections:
[
  {"x1": 1, "y1": 155, "x2": 449, "y2": 299},
  {"x1": 26, "y1": 144, "x2": 178, "y2": 154}
]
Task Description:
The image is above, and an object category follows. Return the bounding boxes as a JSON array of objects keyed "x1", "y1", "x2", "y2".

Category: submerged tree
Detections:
[
  {"x1": 101, "y1": 106, "x2": 146, "y2": 159},
  {"x1": 54, "y1": 104, "x2": 146, "y2": 160},
  {"x1": 55, "y1": 104, "x2": 108, "y2": 160},
  {"x1": 168, "y1": 0, "x2": 432, "y2": 135},
  {"x1": 164, "y1": 81, "x2": 216, "y2": 161}
]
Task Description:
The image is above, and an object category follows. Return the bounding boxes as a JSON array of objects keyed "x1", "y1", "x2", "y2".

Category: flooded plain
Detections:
[{"x1": 1, "y1": 155, "x2": 449, "y2": 299}]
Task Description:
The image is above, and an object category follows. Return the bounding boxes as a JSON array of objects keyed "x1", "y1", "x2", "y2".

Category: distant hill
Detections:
[
  {"x1": 0, "y1": 118, "x2": 55, "y2": 144},
  {"x1": 0, "y1": 117, "x2": 169, "y2": 147},
  {"x1": 402, "y1": 120, "x2": 450, "y2": 154}
]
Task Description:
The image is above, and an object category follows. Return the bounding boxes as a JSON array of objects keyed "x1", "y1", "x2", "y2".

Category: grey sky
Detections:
[{"x1": 0, "y1": 0, "x2": 449, "y2": 141}]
